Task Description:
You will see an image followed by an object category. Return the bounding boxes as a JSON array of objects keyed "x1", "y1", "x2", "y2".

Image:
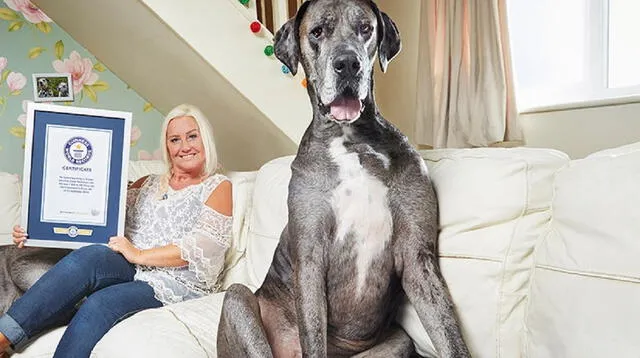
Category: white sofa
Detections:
[{"x1": 2, "y1": 142, "x2": 640, "y2": 357}]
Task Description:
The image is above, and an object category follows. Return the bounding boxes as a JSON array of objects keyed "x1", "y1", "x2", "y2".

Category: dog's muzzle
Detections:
[{"x1": 322, "y1": 53, "x2": 365, "y2": 122}]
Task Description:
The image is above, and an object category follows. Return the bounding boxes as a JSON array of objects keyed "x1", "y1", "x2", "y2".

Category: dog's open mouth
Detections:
[
  {"x1": 329, "y1": 96, "x2": 363, "y2": 122},
  {"x1": 320, "y1": 93, "x2": 365, "y2": 123}
]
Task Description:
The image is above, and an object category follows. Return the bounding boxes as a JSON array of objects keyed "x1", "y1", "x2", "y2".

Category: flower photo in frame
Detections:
[{"x1": 32, "y1": 73, "x2": 74, "y2": 102}]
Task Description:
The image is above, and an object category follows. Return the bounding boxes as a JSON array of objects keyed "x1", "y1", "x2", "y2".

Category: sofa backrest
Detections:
[
  {"x1": 127, "y1": 160, "x2": 166, "y2": 184},
  {"x1": 403, "y1": 148, "x2": 569, "y2": 357},
  {"x1": 222, "y1": 156, "x2": 293, "y2": 291},
  {"x1": 524, "y1": 143, "x2": 640, "y2": 358},
  {"x1": 220, "y1": 170, "x2": 258, "y2": 285},
  {"x1": 3, "y1": 142, "x2": 639, "y2": 357}
]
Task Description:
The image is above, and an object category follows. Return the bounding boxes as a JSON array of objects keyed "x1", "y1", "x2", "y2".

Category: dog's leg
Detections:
[
  {"x1": 9, "y1": 247, "x2": 70, "y2": 292},
  {"x1": 217, "y1": 284, "x2": 273, "y2": 358},
  {"x1": 0, "y1": 247, "x2": 69, "y2": 314},
  {"x1": 397, "y1": 232, "x2": 471, "y2": 358},
  {"x1": 288, "y1": 202, "x2": 330, "y2": 358},
  {"x1": 0, "y1": 248, "x2": 21, "y2": 315},
  {"x1": 350, "y1": 325, "x2": 416, "y2": 358},
  {"x1": 392, "y1": 184, "x2": 471, "y2": 358}
]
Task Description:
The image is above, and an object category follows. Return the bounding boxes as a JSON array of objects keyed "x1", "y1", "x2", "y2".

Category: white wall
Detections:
[
  {"x1": 373, "y1": 0, "x2": 422, "y2": 144},
  {"x1": 521, "y1": 102, "x2": 640, "y2": 158}
]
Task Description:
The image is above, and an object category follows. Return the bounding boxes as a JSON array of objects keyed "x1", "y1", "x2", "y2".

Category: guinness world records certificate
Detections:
[{"x1": 21, "y1": 102, "x2": 132, "y2": 249}]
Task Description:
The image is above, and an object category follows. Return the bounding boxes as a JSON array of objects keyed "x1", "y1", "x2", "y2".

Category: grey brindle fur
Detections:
[
  {"x1": 0, "y1": 246, "x2": 70, "y2": 314},
  {"x1": 218, "y1": 0, "x2": 471, "y2": 356}
]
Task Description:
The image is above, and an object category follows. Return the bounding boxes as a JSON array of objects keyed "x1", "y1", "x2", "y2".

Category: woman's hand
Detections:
[
  {"x1": 108, "y1": 236, "x2": 142, "y2": 264},
  {"x1": 12, "y1": 225, "x2": 27, "y2": 248}
]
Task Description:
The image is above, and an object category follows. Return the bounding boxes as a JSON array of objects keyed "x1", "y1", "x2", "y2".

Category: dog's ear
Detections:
[
  {"x1": 372, "y1": 4, "x2": 401, "y2": 73},
  {"x1": 274, "y1": 1, "x2": 311, "y2": 76}
]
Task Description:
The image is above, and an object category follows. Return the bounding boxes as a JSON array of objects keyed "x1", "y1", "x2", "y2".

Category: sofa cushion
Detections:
[
  {"x1": 585, "y1": 140, "x2": 640, "y2": 159},
  {"x1": 127, "y1": 160, "x2": 165, "y2": 183},
  {"x1": 243, "y1": 156, "x2": 294, "y2": 290},
  {"x1": 8, "y1": 326, "x2": 65, "y2": 358},
  {"x1": 93, "y1": 292, "x2": 225, "y2": 357},
  {"x1": 0, "y1": 172, "x2": 21, "y2": 246},
  {"x1": 400, "y1": 148, "x2": 569, "y2": 357},
  {"x1": 220, "y1": 171, "x2": 257, "y2": 289},
  {"x1": 524, "y1": 143, "x2": 640, "y2": 358}
]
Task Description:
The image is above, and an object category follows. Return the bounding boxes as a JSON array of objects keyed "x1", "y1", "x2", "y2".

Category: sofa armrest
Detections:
[{"x1": 0, "y1": 173, "x2": 21, "y2": 246}]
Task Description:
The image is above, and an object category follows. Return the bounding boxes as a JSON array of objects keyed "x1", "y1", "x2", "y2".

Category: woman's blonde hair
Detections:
[{"x1": 156, "y1": 104, "x2": 219, "y2": 198}]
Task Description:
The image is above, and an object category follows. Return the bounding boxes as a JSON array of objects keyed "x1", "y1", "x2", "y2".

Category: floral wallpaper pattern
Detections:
[{"x1": 0, "y1": 0, "x2": 164, "y2": 176}]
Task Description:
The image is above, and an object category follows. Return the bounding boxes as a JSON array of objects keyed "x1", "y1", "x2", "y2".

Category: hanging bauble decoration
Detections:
[
  {"x1": 264, "y1": 45, "x2": 274, "y2": 56},
  {"x1": 281, "y1": 65, "x2": 290, "y2": 74},
  {"x1": 250, "y1": 21, "x2": 262, "y2": 33}
]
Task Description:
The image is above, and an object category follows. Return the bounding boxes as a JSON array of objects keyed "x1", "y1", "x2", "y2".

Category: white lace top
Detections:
[{"x1": 125, "y1": 174, "x2": 232, "y2": 305}]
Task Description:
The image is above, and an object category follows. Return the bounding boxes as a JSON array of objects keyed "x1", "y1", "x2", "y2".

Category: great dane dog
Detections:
[{"x1": 217, "y1": 0, "x2": 470, "y2": 357}]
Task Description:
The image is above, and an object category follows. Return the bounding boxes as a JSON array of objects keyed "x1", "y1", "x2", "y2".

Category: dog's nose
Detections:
[{"x1": 333, "y1": 54, "x2": 361, "y2": 77}]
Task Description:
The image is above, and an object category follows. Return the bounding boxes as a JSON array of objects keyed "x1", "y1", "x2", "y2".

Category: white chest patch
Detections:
[{"x1": 329, "y1": 135, "x2": 393, "y2": 294}]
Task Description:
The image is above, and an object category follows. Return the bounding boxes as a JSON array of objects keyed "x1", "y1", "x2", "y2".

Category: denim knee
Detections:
[
  {"x1": 63, "y1": 245, "x2": 118, "y2": 271},
  {"x1": 75, "y1": 291, "x2": 122, "y2": 329},
  {"x1": 68, "y1": 245, "x2": 112, "y2": 263}
]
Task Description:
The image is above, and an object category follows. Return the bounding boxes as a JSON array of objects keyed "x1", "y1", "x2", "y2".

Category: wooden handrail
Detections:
[
  {"x1": 287, "y1": 0, "x2": 299, "y2": 21},
  {"x1": 256, "y1": 0, "x2": 302, "y2": 33}
]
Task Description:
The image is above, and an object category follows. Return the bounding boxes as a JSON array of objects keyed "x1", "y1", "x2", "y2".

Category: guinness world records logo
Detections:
[{"x1": 64, "y1": 136, "x2": 93, "y2": 165}]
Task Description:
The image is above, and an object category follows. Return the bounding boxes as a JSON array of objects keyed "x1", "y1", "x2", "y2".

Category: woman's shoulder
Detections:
[
  {"x1": 201, "y1": 173, "x2": 232, "y2": 216},
  {"x1": 205, "y1": 173, "x2": 231, "y2": 190}
]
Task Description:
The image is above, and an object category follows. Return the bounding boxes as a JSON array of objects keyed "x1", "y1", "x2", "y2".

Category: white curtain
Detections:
[{"x1": 415, "y1": 0, "x2": 522, "y2": 148}]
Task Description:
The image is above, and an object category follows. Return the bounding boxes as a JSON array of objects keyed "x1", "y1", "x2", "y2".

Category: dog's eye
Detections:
[
  {"x1": 359, "y1": 23, "x2": 372, "y2": 35},
  {"x1": 310, "y1": 26, "x2": 323, "y2": 39}
]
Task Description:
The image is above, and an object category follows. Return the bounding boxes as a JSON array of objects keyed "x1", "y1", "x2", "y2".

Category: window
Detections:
[{"x1": 506, "y1": 0, "x2": 640, "y2": 112}]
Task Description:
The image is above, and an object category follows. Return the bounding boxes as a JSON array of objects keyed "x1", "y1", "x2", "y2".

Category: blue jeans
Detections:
[{"x1": 0, "y1": 245, "x2": 162, "y2": 358}]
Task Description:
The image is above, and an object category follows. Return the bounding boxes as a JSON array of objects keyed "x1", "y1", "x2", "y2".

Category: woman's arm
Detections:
[
  {"x1": 108, "y1": 238, "x2": 186, "y2": 267},
  {"x1": 109, "y1": 179, "x2": 233, "y2": 268}
]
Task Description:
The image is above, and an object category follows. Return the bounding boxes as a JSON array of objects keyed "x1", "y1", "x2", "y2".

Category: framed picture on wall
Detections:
[
  {"x1": 21, "y1": 102, "x2": 132, "y2": 249},
  {"x1": 32, "y1": 72, "x2": 74, "y2": 102}
]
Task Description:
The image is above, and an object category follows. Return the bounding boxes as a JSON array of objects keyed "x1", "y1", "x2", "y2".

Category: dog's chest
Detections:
[{"x1": 328, "y1": 136, "x2": 393, "y2": 293}]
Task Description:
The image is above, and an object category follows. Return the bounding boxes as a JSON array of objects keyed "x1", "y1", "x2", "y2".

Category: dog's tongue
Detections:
[{"x1": 330, "y1": 97, "x2": 362, "y2": 121}]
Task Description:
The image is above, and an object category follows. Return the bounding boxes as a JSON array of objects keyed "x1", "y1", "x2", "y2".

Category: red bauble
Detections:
[{"x1": 250, "y1": 21, "x2": 262, "y2": 33}]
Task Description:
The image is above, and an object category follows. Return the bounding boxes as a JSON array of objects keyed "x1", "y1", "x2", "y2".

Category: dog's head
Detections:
[
  {"x1": 37, "y1": 77, "x2": 48, "y2": 90},
  {"x1": 57, "y1": 81, "x2": 68, "y2": 94},
  {"x1": 274, "y1": 0, "x2": 401, "y2": 123}
]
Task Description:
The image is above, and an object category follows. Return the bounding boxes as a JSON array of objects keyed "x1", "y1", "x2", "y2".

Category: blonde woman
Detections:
[{"x1": 0, "y1": 104, "x2": 232, "y2": 358}]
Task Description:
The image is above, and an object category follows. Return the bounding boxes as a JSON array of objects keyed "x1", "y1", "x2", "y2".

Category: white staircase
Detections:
[{"x1": 32, "y1": 0, "x2": 311, "y2": 171}]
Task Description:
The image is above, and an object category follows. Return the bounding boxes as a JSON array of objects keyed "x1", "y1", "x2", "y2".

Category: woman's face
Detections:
[{"x1": 166, "y1": 116, "x2": 206, "y2": 175}]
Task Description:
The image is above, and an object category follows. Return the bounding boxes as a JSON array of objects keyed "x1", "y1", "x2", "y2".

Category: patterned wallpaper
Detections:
[{"x1": 0, "y1": 0, "x2": 164, "y2": 176}]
